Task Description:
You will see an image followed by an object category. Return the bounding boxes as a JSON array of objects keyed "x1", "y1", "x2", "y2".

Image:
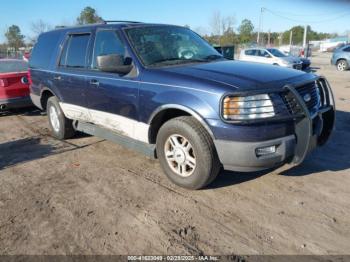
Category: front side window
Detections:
[
  {"x1": 92, "y1": 30, "x2": 126, "y2": 68},
  {"x1": 125, "y1": 26, "x2": 222, "y2": 67},
  {"x1": 258, "y1": 50, "x2": 268, "y2": 57},
  {"x1": 343, "y1": 46, "x2": 350, "y2": 52},
  {"x1": 60, "y1": 34, "x2": 90, "y2": 68}
]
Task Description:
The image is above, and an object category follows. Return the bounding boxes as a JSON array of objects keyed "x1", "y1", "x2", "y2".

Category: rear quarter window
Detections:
[{"x1": 30, "y1": 31, "x2": 62, "y2": 69}]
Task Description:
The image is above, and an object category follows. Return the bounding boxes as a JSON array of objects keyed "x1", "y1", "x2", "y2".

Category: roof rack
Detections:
[{"x1": 102, "y1": 20, "x2": 142, "y2": 24}]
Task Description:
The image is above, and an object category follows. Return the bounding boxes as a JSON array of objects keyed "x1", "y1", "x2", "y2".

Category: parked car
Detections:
[
  {"x1": 299, "y1": 57, "x2": 311, "y2": 70},
  {"x1": 239, "y1": 48, "x2": 303, "y2": 70},
  {"x1": 331, "y1": 45, "x2": 350, "y2": 71},
  {"x1": 29, "y1": 22, "x2": 335, "y2": 189},
  {"x1": 0, "y1": 59, "x2": 32, "y2": 111}
]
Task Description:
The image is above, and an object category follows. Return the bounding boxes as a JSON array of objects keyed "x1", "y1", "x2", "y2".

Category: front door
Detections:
[{"x1": 84, "y1": 29, "x2": 144, "y2": 141}]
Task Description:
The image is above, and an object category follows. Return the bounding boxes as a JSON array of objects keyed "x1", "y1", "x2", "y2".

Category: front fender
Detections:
[
  {"x1": 148, "y1": 103, "x2": 216, "y2": 140},
  {"x1": 144, "y1": 89, "x2": 221, "y2": 122}
]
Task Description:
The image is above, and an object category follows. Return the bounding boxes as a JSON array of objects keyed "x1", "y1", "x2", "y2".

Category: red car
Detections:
[{"x1": 0, "y1": 59, "x2": 32, "y2": 111}]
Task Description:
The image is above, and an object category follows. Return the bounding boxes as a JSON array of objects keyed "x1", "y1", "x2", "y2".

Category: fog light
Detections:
[{"x1": 256, "y1": 145, "x2": 277, "y2": 156}]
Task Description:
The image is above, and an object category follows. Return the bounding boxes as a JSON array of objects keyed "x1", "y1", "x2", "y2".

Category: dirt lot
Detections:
[{"x1": 0, "y1": 52, "x2": 349, "y2": 255}]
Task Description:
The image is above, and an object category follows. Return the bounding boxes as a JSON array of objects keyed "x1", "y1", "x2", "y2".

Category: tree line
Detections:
[
  {"x1": 203, "y1": 12, "x2": 337, "y2": 47},
  {"x1": 1, "y1": 7, "x2": 338, "y2": 52}
]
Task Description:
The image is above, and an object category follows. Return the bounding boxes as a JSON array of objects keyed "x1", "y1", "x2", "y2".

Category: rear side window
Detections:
[
  {"x1": 30, "y1": 31, "x2": 62, "y2": 69},
  {"x1": 60, "y1": 34, "x2": 91, "y2": 68},
  {"x1": 245, "y1": 50, "x2": 255, "y2": 56},
  {"x1": 344, "y1": 46, "x2": 350, "y2": 52}
]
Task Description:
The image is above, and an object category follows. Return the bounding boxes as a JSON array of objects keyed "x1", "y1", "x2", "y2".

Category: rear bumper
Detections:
[
  {"x1": 30, "y1": 93, "x2": 42, "y2": 110},
  {"x1": 214, "y1": 77, "x2": 335, "y2": 172},
  {"x1": 330, "y1": 57, "x2": 336, "y2": 65},
  {"x1": 0, "y1": 96, "x2": 32, "y2": 110}
]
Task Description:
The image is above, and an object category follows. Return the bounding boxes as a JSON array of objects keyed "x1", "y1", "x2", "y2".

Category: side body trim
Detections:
[{"x1": 59, "y1": 102, "x2": 149, "y2": 143}]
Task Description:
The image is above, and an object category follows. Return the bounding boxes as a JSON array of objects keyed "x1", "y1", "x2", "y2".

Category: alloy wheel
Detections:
[{"x1": 164, "y1": 134, "x2": 196, "y2": 177}]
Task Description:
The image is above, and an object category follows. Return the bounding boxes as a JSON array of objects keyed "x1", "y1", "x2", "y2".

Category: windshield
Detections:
[
  {"x1": 267, "y1": 48, "x2": 287, "y2": 58},
  {"x1": 0, "y1": 60, "x2": 28, "y2": 73},
  {"x1": 125, "y1": 26, "x2": 222, "y2": 66}
]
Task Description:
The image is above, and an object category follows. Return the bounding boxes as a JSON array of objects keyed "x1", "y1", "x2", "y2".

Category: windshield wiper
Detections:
[
  {"x1": 203, "y1": 54, "x2": 224, "y2": 61},
  {"x1": 149, "y1": 57, "x2": 206, "y2": 66}
]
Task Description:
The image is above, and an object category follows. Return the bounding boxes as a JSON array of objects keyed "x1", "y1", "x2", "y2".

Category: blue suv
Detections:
[
  {"x1": 29, "y1": 22, "x2": 335, "y2": 189},
  {"x1": 331, "y1": 45, "x2": 350, "y2": 71}
]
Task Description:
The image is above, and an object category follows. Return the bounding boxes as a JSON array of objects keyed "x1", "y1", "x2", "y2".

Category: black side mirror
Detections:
[{"x1": 96, "y1": 54, "x2": 133, "y2": 74}]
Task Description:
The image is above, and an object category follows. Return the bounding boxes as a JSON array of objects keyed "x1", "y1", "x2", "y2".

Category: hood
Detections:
[
  {"x1": 158, "y1": 60, "x2": 315, "y2": 91},
  {"x1": 283, "y1": 56, "x2": 302, "y2": 64}
]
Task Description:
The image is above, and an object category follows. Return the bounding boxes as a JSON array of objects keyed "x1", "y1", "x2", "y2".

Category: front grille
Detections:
[
  {"x1": 293, "y1": 64, "x2": 302, "y2": 70},
  {"x1": 282, "y1": 82, "x2": 319, "y2": 115},
  {"x1": 295, "y1": 82, "x2": 319, "y2": 111}
]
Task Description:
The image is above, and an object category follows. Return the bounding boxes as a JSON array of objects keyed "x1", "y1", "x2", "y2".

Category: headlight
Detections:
[
  {"x1": 222, "y1": 94, "x2": 275, "y2": 120},
  {"x1": 281, "y1": 60, "x2": 292, "y2": 66}
]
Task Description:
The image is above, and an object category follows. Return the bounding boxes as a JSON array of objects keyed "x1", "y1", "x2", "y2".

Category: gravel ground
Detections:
[{"x1": 0, "y1": 52, "x2": 349, "y2": 255}]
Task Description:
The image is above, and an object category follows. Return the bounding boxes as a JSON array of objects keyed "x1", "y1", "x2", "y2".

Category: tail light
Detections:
[
  {"x1": 28, "y1": 70, "x2": 33, "y2": 85},
  {"x1": 0, "y1": 78, "x2": 9, "y2": 87}
]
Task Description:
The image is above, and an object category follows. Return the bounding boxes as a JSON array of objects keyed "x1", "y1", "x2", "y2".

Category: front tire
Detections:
[
  {"x1": 156, "y1": 116, "x2": 221, "y2": 190},
  {"x1": 336, "y1": 59, "x2": 348, "y2": 71},
  {"x1": 46, "y1": 96, "x2": 75, "y2": 140}
]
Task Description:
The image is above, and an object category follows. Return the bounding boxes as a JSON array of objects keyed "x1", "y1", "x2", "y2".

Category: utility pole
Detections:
[
  {"x1": 289, "y1": 30, "x2": 293, "y2": 46},
  {"x1": 303, "y1": 25, "x2": 307, "y2": 47},
  {"x1": 268, "y1": 30, "x2": 271, "y2": 46},
  {"x1": 257, "y1": 7, "x2": 265, "y2": 45},
  {"x1": 303, "y1": 25, "x2": 308, "y2": 58}
]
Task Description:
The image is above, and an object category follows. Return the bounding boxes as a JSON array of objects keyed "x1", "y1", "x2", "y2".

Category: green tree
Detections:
[
  {"x1": 238, "y1": 19, "x2": 254, "y2": 43},
  {"x1": 281, "y1": 25, "x2": 336, "y2": 45},
  {"x1": 77, "y1": 6, "x2": 103, "y2": 25},
  {"x1": 5, "y1": 25, "x2": 25, "y2": 50}
]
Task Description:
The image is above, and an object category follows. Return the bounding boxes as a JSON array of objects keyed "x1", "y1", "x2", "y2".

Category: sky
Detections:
[{"x1": 0, "y1": 0, "x2": 349, "y2": 42}]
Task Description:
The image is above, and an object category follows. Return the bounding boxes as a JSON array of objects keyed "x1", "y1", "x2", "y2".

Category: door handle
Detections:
[
  {"x1": 53, "y1": 75, "x2": 62, "y2": 81},
  {"x1": 90, "y1": 79, "x2": 100, "y2": 87}
]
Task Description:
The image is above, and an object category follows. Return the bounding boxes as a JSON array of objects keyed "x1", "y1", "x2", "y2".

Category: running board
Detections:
[{"x1": 75, "y1": 121, "x2": 156, "y2": 159}]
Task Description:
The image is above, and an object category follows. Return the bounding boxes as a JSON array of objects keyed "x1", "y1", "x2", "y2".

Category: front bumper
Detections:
[
  {"x1": 0, "y1": 96, "x2": 33, "y2": 110},
  {"x1": 215, "y1": 135, "x2": 296, "y2": 172},
  {"x1": 214, "y1": 77, "x2": 335, "y2": 172}
]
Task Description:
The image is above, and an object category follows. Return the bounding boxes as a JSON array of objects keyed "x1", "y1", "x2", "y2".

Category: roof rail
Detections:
[{"x1": 103, "y1": 20, "x2": 142, "y2": 24}]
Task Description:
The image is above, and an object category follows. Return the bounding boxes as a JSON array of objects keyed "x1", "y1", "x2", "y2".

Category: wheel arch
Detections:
[
  {"x1": 40, "y1": 88, "x2": 57, "y2": 110},
  {"x1": 335, "y1": 57, "x2": 349, "y2": 64},
  {"x1": 148, "y1": 104, "x2": 215, "y2": 144}
]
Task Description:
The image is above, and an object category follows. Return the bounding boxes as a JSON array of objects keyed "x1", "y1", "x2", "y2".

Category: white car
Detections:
[{"x1": 239, "y1": 48, "x2": 303, "y2": 70}]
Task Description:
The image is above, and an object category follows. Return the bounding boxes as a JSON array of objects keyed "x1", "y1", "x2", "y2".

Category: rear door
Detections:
[
  {"x1": 55, "y1": 32, "x2": 92, "y2": 121},
  {"x1": 241, "y1": 49, "x2": 256, "y2": 62}
]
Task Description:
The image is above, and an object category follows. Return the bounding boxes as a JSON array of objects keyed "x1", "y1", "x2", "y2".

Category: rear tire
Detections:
[
  {"x1": 336, "y1": 59, "x2": 348, "y2": 71},
  {"x1": 156, "y1": 116, "x2": 221, "y2": 190},
  {"x1": 46, "y1": 96, "x2": 75, "y2": 140}
]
